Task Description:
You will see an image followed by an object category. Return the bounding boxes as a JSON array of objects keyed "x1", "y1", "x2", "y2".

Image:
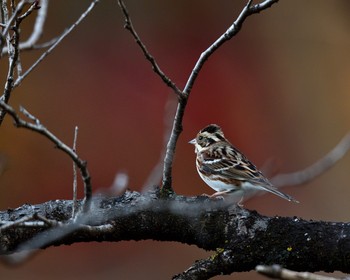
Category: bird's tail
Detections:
[{"x1": 261, "y1": 185, "x2": 299, "y2": 203}]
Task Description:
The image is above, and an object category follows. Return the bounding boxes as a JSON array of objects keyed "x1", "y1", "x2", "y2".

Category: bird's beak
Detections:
[{"x1": 188, "y1": 138, "x2": 196, "y2": 145}]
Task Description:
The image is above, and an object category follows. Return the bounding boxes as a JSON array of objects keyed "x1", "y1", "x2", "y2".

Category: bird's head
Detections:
[{"x1": 189, "y1": 124, "x2": 226, "y2": 153}]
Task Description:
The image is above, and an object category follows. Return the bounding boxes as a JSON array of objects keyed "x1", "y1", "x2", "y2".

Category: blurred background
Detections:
[{"x1": 1, "y1": 0, "x2": 350, "y2": 279}]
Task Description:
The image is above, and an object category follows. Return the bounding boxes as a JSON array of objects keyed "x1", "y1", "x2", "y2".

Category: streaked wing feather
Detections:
[{"x1": 201, "y1": 148, "x2": 270, "y2": 186}]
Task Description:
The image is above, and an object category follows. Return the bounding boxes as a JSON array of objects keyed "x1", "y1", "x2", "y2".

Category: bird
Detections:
[{"x1": 189, "y1": 124, "x2": 298, "y2": 203}]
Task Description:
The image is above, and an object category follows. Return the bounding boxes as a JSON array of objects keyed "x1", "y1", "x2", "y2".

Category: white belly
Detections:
[{"x1": 198, "y1": 169, "x2": 238, "y2": 192}]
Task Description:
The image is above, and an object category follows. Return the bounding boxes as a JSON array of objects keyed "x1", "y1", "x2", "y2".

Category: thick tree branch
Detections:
[{"x1": 0, "y1": 190, "x2": 350, "y2": 279}]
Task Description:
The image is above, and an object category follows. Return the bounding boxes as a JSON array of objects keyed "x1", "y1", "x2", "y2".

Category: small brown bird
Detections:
[{"x1": 189, "y1": 124, "x2": 298, "y2": 203}]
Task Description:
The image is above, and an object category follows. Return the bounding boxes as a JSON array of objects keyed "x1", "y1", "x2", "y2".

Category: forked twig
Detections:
[
  {"x1": 118, "y1": 0, "x2": 279, "y2": 192},
  {"x1": 0, "y1": 102, "x2": 92, "y2": 209}
]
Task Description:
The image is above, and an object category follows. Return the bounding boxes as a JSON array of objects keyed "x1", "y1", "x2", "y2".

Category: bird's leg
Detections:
[
  {"x1": 209, "y1": 190, "x2": 232, "y2": 198},
  {"x1": 237, "y1": 195, "x2": 244, "y2": 207}
]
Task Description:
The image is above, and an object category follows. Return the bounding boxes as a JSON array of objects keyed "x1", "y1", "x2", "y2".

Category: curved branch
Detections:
[
  {"x1": 0, "y1": 102, "x2": 92, "y2": 209},
  {"x1": 271, "y1": 131, "x2": 350, "y2": 187}
]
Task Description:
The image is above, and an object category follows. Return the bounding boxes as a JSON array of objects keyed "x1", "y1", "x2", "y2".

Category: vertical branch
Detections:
[
  {"x1": 72, "y1": 126, "x2": 79, "y2": 218},
  {"x1": 161, "y1": 96, "x2": 187, "y2": 191}
]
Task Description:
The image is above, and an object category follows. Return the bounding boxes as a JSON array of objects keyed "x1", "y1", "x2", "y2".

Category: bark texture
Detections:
[{"x1": 1, "y1": 189, "x2": 350, "y2": 278}]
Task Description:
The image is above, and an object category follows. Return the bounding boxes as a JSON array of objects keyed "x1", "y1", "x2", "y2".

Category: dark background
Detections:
[{"x1": 1, "y1": 0, "x2": 350, "y2": 279}]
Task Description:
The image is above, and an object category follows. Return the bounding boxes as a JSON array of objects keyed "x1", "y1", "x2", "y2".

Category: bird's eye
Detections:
[{"x1": 198, "y1": 136, "x2": 203, "y2": 141}]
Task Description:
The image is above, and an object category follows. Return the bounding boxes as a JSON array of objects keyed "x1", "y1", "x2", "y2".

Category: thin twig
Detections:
[
  {"x1": 142, "y1": 95, "x2": 177, "y2": 190},
  {"x1": 30, "y1": 36, "x2": 60, "y2": 49},
  {"x1": 271, "y1": 132, "x2": 350, "y2": 187},
  {"x1": 13, "y1": 0, "x2": 100, "y2": 88},
  {"x1": 0, "y1": 102, "x2": 92, "y2": 209},
  {"x1": 17, "y1": 1, "x2": 39, "y2": 21},
  {"x1": 256, "y1": 265, "x2": 342, "y2": 280},
  {"x1": 9, "y1": 35, "x2": 66, "y2": 52},
  {"x1": 182, "y1": 0, "x2": 277, "y2": 96},
  {"x1": 72, "y1": 126, "x2": 79, "y2": 218},
  {"x1": 117, "y1": 0, "x2": 182, "y2": 97}
]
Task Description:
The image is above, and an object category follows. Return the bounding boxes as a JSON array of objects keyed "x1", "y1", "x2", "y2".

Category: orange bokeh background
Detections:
[{"x1": 1, "y1": 0, "x2": 350, "y2": 279}]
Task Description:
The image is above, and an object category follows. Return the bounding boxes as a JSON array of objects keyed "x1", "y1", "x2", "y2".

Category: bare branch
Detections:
[
  {"x1": 2, "y1": 192, "x2": 350, "y2": 277},
  {"x1": 13, "y1": 0, "x2": 100, "y2": 88},
  {"x1": 72, "y1": 126, "x2": 79, "y2": 218},
  {"x1": 117, "y1": 0, "x2": 182, "y2": 97},
  {"x1": 256, "y1": 265, "x2": 342, "y2": 280},
  {"x1": 13, "y1": 35, "x2": 66, "y2": 52},
  {"x1": 0, "y1": 102, "x2": 92, "y2": 209},
  {"x1": 182, "y1": 0, "x2": 278, "y2": 96}
]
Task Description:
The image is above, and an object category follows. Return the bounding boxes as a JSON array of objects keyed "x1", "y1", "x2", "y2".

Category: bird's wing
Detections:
[
  {"x1": 200, "y1": 147, "x2": 298, "y2": 202},
  {"x1": 200, "y1": 146, "x2": 269, "y2": 185}
]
